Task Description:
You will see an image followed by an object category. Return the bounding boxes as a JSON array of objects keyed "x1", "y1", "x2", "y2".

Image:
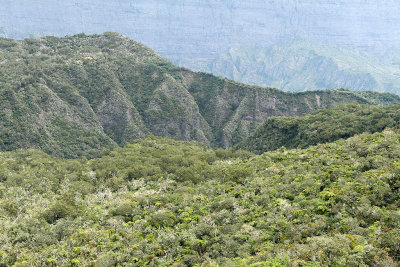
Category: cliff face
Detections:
[
  {"x1": 1, "y1": 33, "x2": 399, "y2": 158},
  {"x1": 205, "y1": 41, "x2": 400, "y2": 93},
  {"x1": 2, "y1": 1, "x2": 400, "y2": 94},
  {"x1": 2, "y1": 0, "x2": 400, "y2": 61}
]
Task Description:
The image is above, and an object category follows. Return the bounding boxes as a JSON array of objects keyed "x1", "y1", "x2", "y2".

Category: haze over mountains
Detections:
[
  {"x1": 2, "y1": 0, "x2": 400, "y2": 93},
  {"x1": 201, "y1": 40, "x2": 400, "y2": 93}
]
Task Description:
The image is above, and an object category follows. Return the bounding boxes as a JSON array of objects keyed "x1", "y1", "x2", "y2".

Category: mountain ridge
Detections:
[
  {"x1": 2, "y1": 0, "x2": 400, "y2": 55},
  {"x1": 187, "y1": 40, "x2": 400, "y2": 93},
  {"x1": 1, "y1": 33, "x2": 399, "y2": 158},
  {"x1": 3, "y1": 1, "x2": 400, "y2": 93},
  {"x1": 237, "y1": 103, "x2": 400, "y2": 154}
]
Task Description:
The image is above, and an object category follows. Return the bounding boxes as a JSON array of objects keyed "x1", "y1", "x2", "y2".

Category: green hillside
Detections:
[
  {"x1": 1, "y1": 33, "x2": 400, "y2": 158},
  {"x1": 1, "y1": 131, "x2": 400, "y2": 266},
  {"x1": 237, "y1": 103, "x2": 400, "y2": 154}
]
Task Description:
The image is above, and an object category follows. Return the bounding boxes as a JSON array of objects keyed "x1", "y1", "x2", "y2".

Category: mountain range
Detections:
[
  {"x1": 3, "y1": 0, "x2": 400, "y2": 56},
  {"x1": 2, "y1": 2, "x2": 400, "y2": 266},
  {"x1": 2, "y1": 1, "x2": 400, "y2": 94},
  {"x1": 192, "y1": 40, "x2": 400, "y2": 93},
  {"x1": 1, "y1": 33, "x2": 399, "y2": 158}
]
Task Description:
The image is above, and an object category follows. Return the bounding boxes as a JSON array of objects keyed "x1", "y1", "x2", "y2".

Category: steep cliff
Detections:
[
  {"x1": 2, "y1": 0, "x2": 400, "y2": 62},
  {"x1": 2, "y1": 1, "x2": 400, "y2": 94},
  {"x1": 204, "y1": 40, "x2": 400, "y2": 93},
  {"x1": 1, "y1": 33, "x2": 399, "y2": 158}
]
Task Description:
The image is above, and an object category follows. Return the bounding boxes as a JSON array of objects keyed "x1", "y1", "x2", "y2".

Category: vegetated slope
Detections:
[
  {"x1": 205, "y1": 40, "x2": 400, "y2": 93},
  {"x1": 1, "y1": 33, "x2": 399, "y2": 158},
  {"x1": 1, "y1": 132, "x2": 400, "y2": 266},
  {"x1": 237, "y1": 103, "x2": 400, "y2": 154}
]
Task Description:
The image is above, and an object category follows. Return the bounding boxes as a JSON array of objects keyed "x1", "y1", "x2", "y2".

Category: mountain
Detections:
[
  {"x1": 1, "y1": 130, "x2": 400, "y2": 266},
  {"x1": 1, "y1": 33, "x2": 400, "y2": 158},
  {"x1": 200, "y1": 40, "x2": 400, "y2": 93},
  {"x1": 2, "y1": 1, "x2": 400, "y2": 94},
  {"x1": 2, "y1": 0, "x2": 400, "y2": 68},
  {"x1": 237, "y1": 103, "x2": 400, "y2": 154}
]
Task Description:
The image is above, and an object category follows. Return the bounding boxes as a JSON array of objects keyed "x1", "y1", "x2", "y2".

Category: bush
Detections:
[
  {"x1": 149, "y1": 209, "x2": 176, "y2": 228},
  {"x1": 42, "y1": 201, "x2": 76, "y2": 224}
]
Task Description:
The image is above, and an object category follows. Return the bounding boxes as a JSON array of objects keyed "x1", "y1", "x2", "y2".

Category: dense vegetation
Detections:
[
  {"x1": 2, "y1": 33, "x2": 400, "y2": 266},
  {"x1": 1, "y1": 33, "x2": 400, "y2": 158},
  {"x1": 1, "y1": 130, "x2": 400, "y2": 266},
  {"x1": 237, "y1": 103, "x2": 400, "y2": 154}
]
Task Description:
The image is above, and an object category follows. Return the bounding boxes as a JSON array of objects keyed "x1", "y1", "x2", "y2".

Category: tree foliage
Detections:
[
  {"x1": 237, "y1": 103, "x2": 400, "y2": 154},
  {"x1": 0, "y1": 131, "x2": 400, "y2": 265}
]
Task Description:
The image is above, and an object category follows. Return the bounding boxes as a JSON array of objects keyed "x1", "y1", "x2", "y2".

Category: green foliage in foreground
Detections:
[
  {"x1": 237, "y1": 103, "x2": 400, "y2": 154},
  {"x1": 1, "y1": 132, "x2": 400, "y2": 266}
]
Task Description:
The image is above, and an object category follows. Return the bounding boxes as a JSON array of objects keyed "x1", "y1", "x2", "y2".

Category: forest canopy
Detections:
[
  {"x1": 237, "y1": 103, "x2": 400, "y2": 154},
  {"x1": 1, "y1": 131, "x2": 400, "y2": 266}
]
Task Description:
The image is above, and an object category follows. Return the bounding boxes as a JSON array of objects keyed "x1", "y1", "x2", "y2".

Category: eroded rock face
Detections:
[
  {"x1": 2, "y1": 0, "x2": 400, "y2": 60},
  {"x1": 206, "y1": 41, "x2": 400, "y2": 93},
  {"x1": 2, "y1": 1, "x2": 400, "y2": 94}
]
